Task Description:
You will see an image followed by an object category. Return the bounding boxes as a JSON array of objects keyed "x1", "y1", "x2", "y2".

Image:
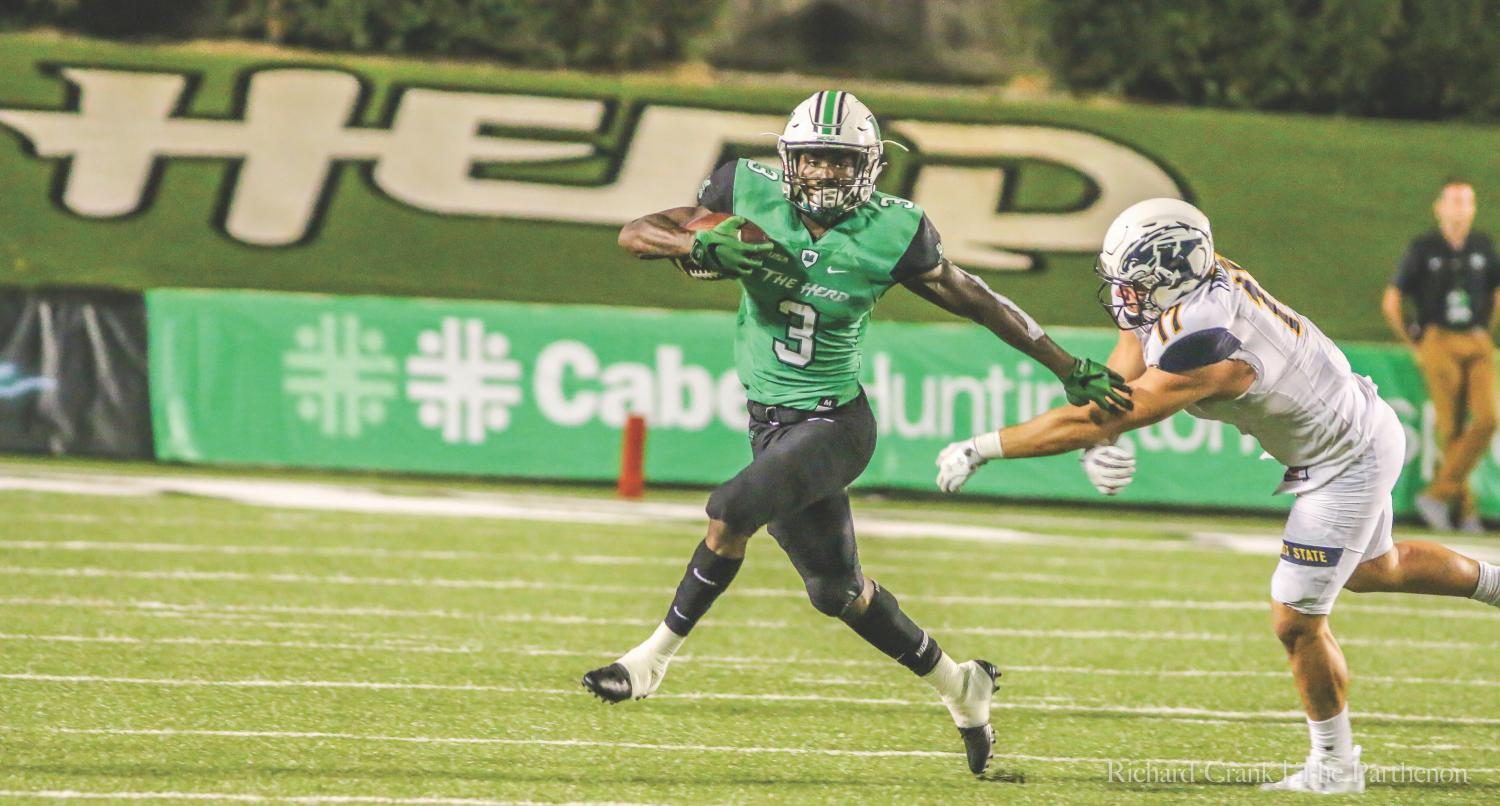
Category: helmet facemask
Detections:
[{"x1": 778, "y1": 142, "x2": 882, "y2": 225}]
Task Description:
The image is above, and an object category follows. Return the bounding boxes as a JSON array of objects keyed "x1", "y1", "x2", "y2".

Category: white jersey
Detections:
[{"x1": 1133, "y1": 258, "x2": 1383, "y2": 494}]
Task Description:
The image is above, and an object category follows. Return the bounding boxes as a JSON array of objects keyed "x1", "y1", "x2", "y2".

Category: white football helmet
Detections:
[
  {"x1": 1095, "y1": 197, "x2": 1216, "y2": 328},
  {"x1": 777, "y1": 90, "x2": 885, "y2": 223}
]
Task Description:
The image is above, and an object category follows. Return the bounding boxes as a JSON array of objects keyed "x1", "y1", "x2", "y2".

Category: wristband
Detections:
[{"x1": 973, "y1": 431, "x2": 1004, "y2": 459}]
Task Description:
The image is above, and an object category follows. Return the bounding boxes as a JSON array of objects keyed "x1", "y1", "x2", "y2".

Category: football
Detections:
[
  {"x1": 682, "y1": 212, "x2": 770, "y2": 243},
  {"x1": 673, "y1": 213, "x2": 771, "y2": 280}
]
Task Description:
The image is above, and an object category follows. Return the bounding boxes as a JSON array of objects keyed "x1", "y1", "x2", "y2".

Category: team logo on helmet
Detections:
[{"x1": 1095, "y1": 198, "x2": 1215, "y2": 329}]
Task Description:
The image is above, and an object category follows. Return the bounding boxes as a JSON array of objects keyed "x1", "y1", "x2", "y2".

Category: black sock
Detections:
[
  {"x1": 663, "y1": 540, "x2": 743, "y2": 636},
  {"x1": 843, "y1": 581, "x2": 944, "y2": 675}
]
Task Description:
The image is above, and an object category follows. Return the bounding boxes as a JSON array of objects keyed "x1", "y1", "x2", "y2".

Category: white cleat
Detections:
[
  {"x1": 580, "y1": 643, "x2": 672, "y2": 704},
  {"x1": 943, "y1": 659, "x2": 1001, "y2": 775},
  {"x1": 1261, "y1": 746, "x2": 1366, "y2": 794}
]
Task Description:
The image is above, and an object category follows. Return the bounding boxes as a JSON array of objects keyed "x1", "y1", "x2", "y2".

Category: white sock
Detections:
[
  {"x1": 922, "y1": 652, "x2": 964, "y2": 701},
  {"x1": 1473, "y1": 562, "x2": 1500, "y2": 607},
  {"x1": 637, "y1": 622, "x2": 686, "y2": 660},
  {"x1": 1308, "y1": 708, "x2": 1353, "y2": 757}
]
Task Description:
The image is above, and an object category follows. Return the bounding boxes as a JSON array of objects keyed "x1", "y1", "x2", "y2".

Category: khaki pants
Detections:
[{"x1": 1416, "y1": 328, "x2": 1498, "y2": 516}]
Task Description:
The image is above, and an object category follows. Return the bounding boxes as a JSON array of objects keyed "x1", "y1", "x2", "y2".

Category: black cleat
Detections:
[
  {"x1": 958, "y1": 660, "x2": 1001, "y2": 775},
  {"x1": 581, "y1": 662, "x2": 634, "y2": 703},
  {"x1": 959, "y1": 723, "x2": 997, "y2": 775}
]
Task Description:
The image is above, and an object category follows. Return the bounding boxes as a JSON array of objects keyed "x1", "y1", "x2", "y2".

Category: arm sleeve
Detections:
[
  {"x1": 891, "y1": 214, "x2": 943, "y2": 282},
  {"x1": 1392, "y1": 239, "x2": 1423, "y2": 294},
  {"x1": 696, "y1": 160, "x2": 737, "y2": 213}
]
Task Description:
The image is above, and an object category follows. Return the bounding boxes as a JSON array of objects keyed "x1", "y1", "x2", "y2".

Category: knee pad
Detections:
[{"x1": 803, "y1": 573, "x2": 863, "y2": 617}]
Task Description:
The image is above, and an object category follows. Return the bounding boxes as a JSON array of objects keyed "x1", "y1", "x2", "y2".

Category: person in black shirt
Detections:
[{"x1": 1381, "y1": 179, "x2": 1500, "y2": 532}]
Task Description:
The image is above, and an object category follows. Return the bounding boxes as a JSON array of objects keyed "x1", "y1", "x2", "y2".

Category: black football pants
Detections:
[{"x1": 705, "y1": 392, "x2": 877, "y2": 617}]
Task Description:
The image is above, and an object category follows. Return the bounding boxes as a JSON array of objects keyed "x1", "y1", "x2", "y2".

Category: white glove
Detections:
[
  {"x1": 936, "y1": 438, "x2": 988, "y2": 493},
  {"x1": 1081, "y1": 443, "x2": 1136, "y2": 496}
]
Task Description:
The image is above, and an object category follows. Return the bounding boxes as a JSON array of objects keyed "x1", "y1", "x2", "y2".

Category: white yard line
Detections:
[
  {"x1": 7, "y1": 468, "x2": 1499, "y2": 564},
  {"x1": 1, "y1": 595, "x2": 1483, "y2": 649},
  {"x1": 0, "y1": 536, "x2": 1263, "y2": 597},
  {"x1": 7, "y1": 673, "x2": 1499, "y2": 726},
  {"x1": 0, "y1": 792, "x2": 652, "y2": 806},
  {"x1": 0, "y1": 539, "x2": 494, "y2": 561},
  {"x1": 36, "y1": 728, "x2": 1500, "y2": 774},
  {"x1": 4, "y1": 565, "x2": 1492, "y2": 623},
  {"x1": 4, "y1": 632, "x2": 1497, "y2": 688},
  {"x1": 0, "y1": 633, "x2": 477, "y2": 655},
  {"x1": 0, "y1": 539, "x2": 1215, "y2": 591}
]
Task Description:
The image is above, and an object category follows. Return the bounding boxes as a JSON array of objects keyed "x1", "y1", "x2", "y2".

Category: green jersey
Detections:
[{"x1": 697, "y1": 158, "x2": 943, "y2": 409}]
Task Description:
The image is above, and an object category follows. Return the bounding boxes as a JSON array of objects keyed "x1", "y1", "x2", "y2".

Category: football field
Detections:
[{"x1": 1, "y1": 459, "x2": 1497, "y2": 804}]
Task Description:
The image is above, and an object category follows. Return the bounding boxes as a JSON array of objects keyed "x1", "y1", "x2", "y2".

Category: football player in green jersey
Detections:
[{"x1": 582, "y1": 90, "x2": 1130, "y2": 776}]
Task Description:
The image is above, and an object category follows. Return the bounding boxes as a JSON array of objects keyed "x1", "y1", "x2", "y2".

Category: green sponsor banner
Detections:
[{"x1": 148, "y1": 289, "x2": 1498, "y2": 515}]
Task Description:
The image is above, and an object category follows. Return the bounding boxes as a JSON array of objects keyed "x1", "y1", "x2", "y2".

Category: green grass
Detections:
[
  {"x1": 0, "y1": 32, "x2": 1497, "y2": 340},
  {"x1": 1, "y1": 461, "x2": 1497, "y2": 803}
]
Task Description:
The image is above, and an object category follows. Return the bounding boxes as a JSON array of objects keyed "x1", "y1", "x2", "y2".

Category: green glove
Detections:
[
  {"x1": 689, "y1": 215, "x2": 775, "y2": 278},
  {"x1": 1062, "y1": 357, "x2": 1133, "y2": 413}
]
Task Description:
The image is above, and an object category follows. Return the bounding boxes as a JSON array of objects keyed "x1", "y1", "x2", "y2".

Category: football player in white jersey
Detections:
[{"x1": 935, "y1": 198, "x2": 1500, "y2": 794}]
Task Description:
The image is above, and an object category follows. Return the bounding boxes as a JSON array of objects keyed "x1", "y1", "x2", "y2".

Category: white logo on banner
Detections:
[
  {"x1": 0, "y1": 67, "x2": 1187, "y2": 269},
  {"x1": 283, "y1": 314, "x2": 399, "y2": 438},
  {"x1": 407, "y1": 317, "x2": 523, "y2": 444}
]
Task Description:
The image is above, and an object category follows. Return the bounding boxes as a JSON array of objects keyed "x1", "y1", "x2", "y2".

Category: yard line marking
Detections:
[
  {"x1": 0, "y1": 633, "x2": 477, "y2": 655},
  {"x1": 8, "y1": 513, "x2": 408, "y2": 534},
  {"x1": 0, "y1": 470, "x2": 1233, "y2": 554},
  {"x1": 1, "y1": 595, "x2": 1483, "y2": 650},
  {"x1": 0, "y1": 473, "x2": 656, "y2": 526},
  {"x1": 8, "y1": 467, "x2": 1500, "y2": 564},
  {"x1": 0, "y1": 539, "x2": 684, "y2": 568},
  {"x1": 19, "y1": 536, "x2": 1488, "y2": 608},
  {"x1": 0, "y1": 539, "x2": 1226, "y2": 590},
  {"x1": 0, "y1": 595, "x2": 673, "y2": 627},
  {"x1": 4, "y1": 632, "x2": 1496, "y2": 688},
  {"x1": 937, "y1": 623, "x2": 1489, "y2": 650},
  {"x1": 0, "y1": 791, "x2": 654, "y2": 805},
  {"x1": 5, "y1": 565, "x2": 1491, "y2": 622},
  {"x1": 52, "y1": 726, "x2": 959, "y2": 756},
  {"x1": 36, "y1": 728, "x2": 1500, "y2": 774},
  {"x1": 8, "y1": 674, "x2": 1498, "y2": 725},
  {"x1": 0, "y1": 539, "x2": 492, "y2": 561}
]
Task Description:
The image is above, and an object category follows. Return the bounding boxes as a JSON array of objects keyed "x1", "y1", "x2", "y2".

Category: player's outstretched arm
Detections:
[
  {"x1": 903, "y1": 259, "x2": 1131, "y2": 412},
  {"x1": 618, "y1": 206, "x2": 710, "y2": 259},
  {"x1": 904, "y1": 259, "x2": 1072, "y2": 374},
  {"x1": 935, "y1": 360, "x2": 1253, "y2": 493}
]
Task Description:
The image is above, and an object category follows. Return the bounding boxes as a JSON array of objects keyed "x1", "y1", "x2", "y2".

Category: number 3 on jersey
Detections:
[{"x1": 774, "y1": 300, "x2": 818, "y2": 367}]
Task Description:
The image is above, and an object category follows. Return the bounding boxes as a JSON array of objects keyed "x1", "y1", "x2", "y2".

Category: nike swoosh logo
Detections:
[{"x1": 827, "y1": 267, "x2": 848, "y2": 274}]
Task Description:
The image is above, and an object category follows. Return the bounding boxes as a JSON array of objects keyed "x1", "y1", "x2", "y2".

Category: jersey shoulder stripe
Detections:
[{"x1": 1158, "y1": 327, "x2": 1242, "y2": 373}]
